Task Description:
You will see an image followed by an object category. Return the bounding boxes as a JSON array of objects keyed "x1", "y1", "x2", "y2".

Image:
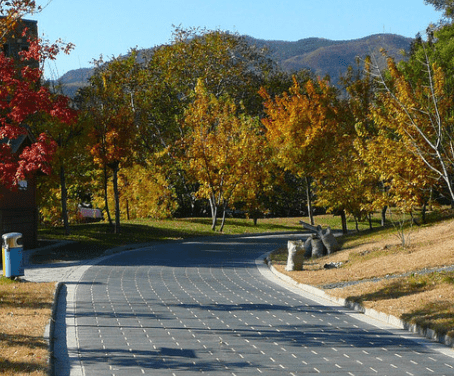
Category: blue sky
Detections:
[{"x1": 33, "y1": 0, "x2": 442, "y2": 79}]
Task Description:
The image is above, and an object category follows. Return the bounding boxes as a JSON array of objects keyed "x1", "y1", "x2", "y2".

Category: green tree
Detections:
[
  {"x1": 34, "y1": 113, "x2": 88, "y2": 234},
  {"x1": 424, "y1": 0, "x2": 454, "y2": 19},
  {"x1": 150, "y1": 27, "x2": 278, "y2": 116},
  {"x1": 139, "y1": 27, "x2": 283, "y2": 215}
]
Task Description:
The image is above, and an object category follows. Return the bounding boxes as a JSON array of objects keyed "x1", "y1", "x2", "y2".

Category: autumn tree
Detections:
[
  {"x1": 231, "y1": 130, "x2": 276, "y2": 226},
  {"x1": 81, "y1": 54, "x2": 142, "y2": 233},
  {"x1": 115, "y1": 163, "x2": 177, "y2": 220},
  {"x1": 260, "y1": 77, "x2": 339, "y2": 225},
  {"x1": 181, "y1": 80, "x2": 267, "y2": 231},
  {"x1": 0, "y1": 22, "x2": 75, "y2": 194},
  {"x1": 367, "y1": 53, "x2": 447, "y2": 209}
]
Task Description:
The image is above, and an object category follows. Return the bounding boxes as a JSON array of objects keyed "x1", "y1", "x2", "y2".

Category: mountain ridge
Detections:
[{"x1": 54, "y1": 33, "x2": 412, "y2": 97}]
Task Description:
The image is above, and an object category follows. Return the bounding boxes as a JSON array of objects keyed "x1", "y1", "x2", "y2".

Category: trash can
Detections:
[{"x1": 2, "y1": 232, "x2": 24, "y2": 278}]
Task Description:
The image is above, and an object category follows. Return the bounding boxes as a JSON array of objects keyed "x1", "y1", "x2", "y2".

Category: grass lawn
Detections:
[{"x1": 33, "y1": 216, "x2": 306, "y2": 263}]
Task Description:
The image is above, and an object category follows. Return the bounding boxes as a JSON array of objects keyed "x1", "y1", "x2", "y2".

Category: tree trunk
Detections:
[
  {"x1": 368, "y1": 213, "x2": 373, "y2": 230},
  {"x1": 126, "y1": 199, "x2": 130, "y2": 221},
  {"x1": 381, "y1": 206, "x2": 387, "y2": 227},
  {"x1": 340, "y1": 209, "x2": 348, "y2": 234},
  {"x1": 209, "y1": 195, "x2": 218, "y2": 231},
  {"x1": 103, "y1": 165, "x2": 113, "y2": 227},
  {"x1": 305, "y1": 175, "x2": 314, "y2": 225},
  {"x1": 219, "y1": 201, "x2": 228, "y2": 232},
  {"x1": 421, "y1": 201, "x2": 427, "y2": 224},
  {"x1": 60, "y1": 165, "x2": 70, "y2": 235},
  {"x1": 111, "y1": 162, "x2": 121, "y2": 234}
]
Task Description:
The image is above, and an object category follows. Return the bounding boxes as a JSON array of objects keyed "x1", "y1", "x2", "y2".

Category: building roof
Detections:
[{"x1": 0, "y1": 126, "x2": 35, "y2": 154}]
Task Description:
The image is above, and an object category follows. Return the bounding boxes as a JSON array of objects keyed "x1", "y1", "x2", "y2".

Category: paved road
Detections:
[{"x1": 52, "y1": 233, "x2": 454, "y2": 376}]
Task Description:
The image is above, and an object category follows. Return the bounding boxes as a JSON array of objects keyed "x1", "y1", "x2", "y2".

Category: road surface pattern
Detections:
[{"x1": 62, "y1": 234, "x2": 454, "y2": 375}]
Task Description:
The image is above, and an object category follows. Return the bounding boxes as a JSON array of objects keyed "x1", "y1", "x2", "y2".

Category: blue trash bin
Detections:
[{"x1": 2, "y1": 232, "x2": 24, "y2": 278}]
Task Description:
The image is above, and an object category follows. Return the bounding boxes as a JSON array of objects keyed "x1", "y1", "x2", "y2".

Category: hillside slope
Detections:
[{"x1": 250, "y1": 33, "x2": 411, "y2": 84}]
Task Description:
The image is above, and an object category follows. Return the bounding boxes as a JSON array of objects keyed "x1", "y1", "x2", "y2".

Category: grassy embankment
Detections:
[{"x1": 270, "y1": 209, "x2": 454, "y2": 339}]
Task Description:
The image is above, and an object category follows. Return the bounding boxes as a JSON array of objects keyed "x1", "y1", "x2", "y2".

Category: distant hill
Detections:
[
  {"x1": 52, "y1": 67, "x2": 92, "y2": 98},
  {"x1": 55, "y1": 33, "x2": 412, "y2": 97},
  {"x1": 247, "y1": 34, "x2": 411, "y2": 85}
]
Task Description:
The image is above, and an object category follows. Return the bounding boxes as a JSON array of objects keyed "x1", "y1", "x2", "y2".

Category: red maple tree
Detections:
[{"x1": 0, "y1": 33, "x2": 76, "y2": 189}]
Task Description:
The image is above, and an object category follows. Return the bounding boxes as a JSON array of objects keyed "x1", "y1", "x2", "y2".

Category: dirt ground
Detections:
[{"x1": 272, "y1": 218, "x2": 454, "y2": 337}]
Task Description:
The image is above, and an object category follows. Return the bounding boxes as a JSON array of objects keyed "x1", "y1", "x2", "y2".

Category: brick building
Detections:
[{"x1": 2, "y1": 18, "x2": 37, "y2": 56}]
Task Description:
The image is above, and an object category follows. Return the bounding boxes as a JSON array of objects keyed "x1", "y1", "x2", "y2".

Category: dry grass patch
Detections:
[
  {"x1": 271, "y1": 217, "x2": 454, "y2": 338},
  {"x1": 329, "y1": 273, "x2": 454, "y2": 337},
  {"x1": 0, "y1": 278, "x2": 55, "y2": 376},
  {"x1": 273, "y1": 218, "x2": 454, "y2": 286}
]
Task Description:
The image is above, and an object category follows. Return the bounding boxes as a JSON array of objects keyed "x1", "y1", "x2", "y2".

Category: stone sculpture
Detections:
[
  {"x1": 285, "y1": 240, "x2": 305, "y2": 271},
  {"x1": 299, "y1": 221, "x2": 341, "y2": 258}
]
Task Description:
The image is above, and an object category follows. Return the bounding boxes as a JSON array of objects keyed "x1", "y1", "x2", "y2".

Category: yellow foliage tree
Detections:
[
  {"x1": 366, "y1": 54, "x2": 443, "y2": 211},
  {"x1": 260, "y1": 77, "x2": 339, "y2": 224},
  {"x1": 117, "y1": 163, "x2": 177, "y2": 220},
  {"x1": 181, "y1": 80, "x2": 268, "y2": 231}
]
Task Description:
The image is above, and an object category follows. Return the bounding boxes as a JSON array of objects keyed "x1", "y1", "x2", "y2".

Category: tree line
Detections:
[{"x1": 3, "y1": 1, "x2": 454, "y2": 235}]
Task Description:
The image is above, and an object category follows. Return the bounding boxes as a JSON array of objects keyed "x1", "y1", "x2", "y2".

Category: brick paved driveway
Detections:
[{"x1": 59, "y1": 234, "x2": 454, "y2": 375}]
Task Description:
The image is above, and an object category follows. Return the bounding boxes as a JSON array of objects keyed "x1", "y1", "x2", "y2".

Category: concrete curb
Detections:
[
  {"x1": 263, "y1": 252, "x2": 454, "y2": 350},
  {"x1": 45, "y1": 281, "x2": 64, "y2": 376}
]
